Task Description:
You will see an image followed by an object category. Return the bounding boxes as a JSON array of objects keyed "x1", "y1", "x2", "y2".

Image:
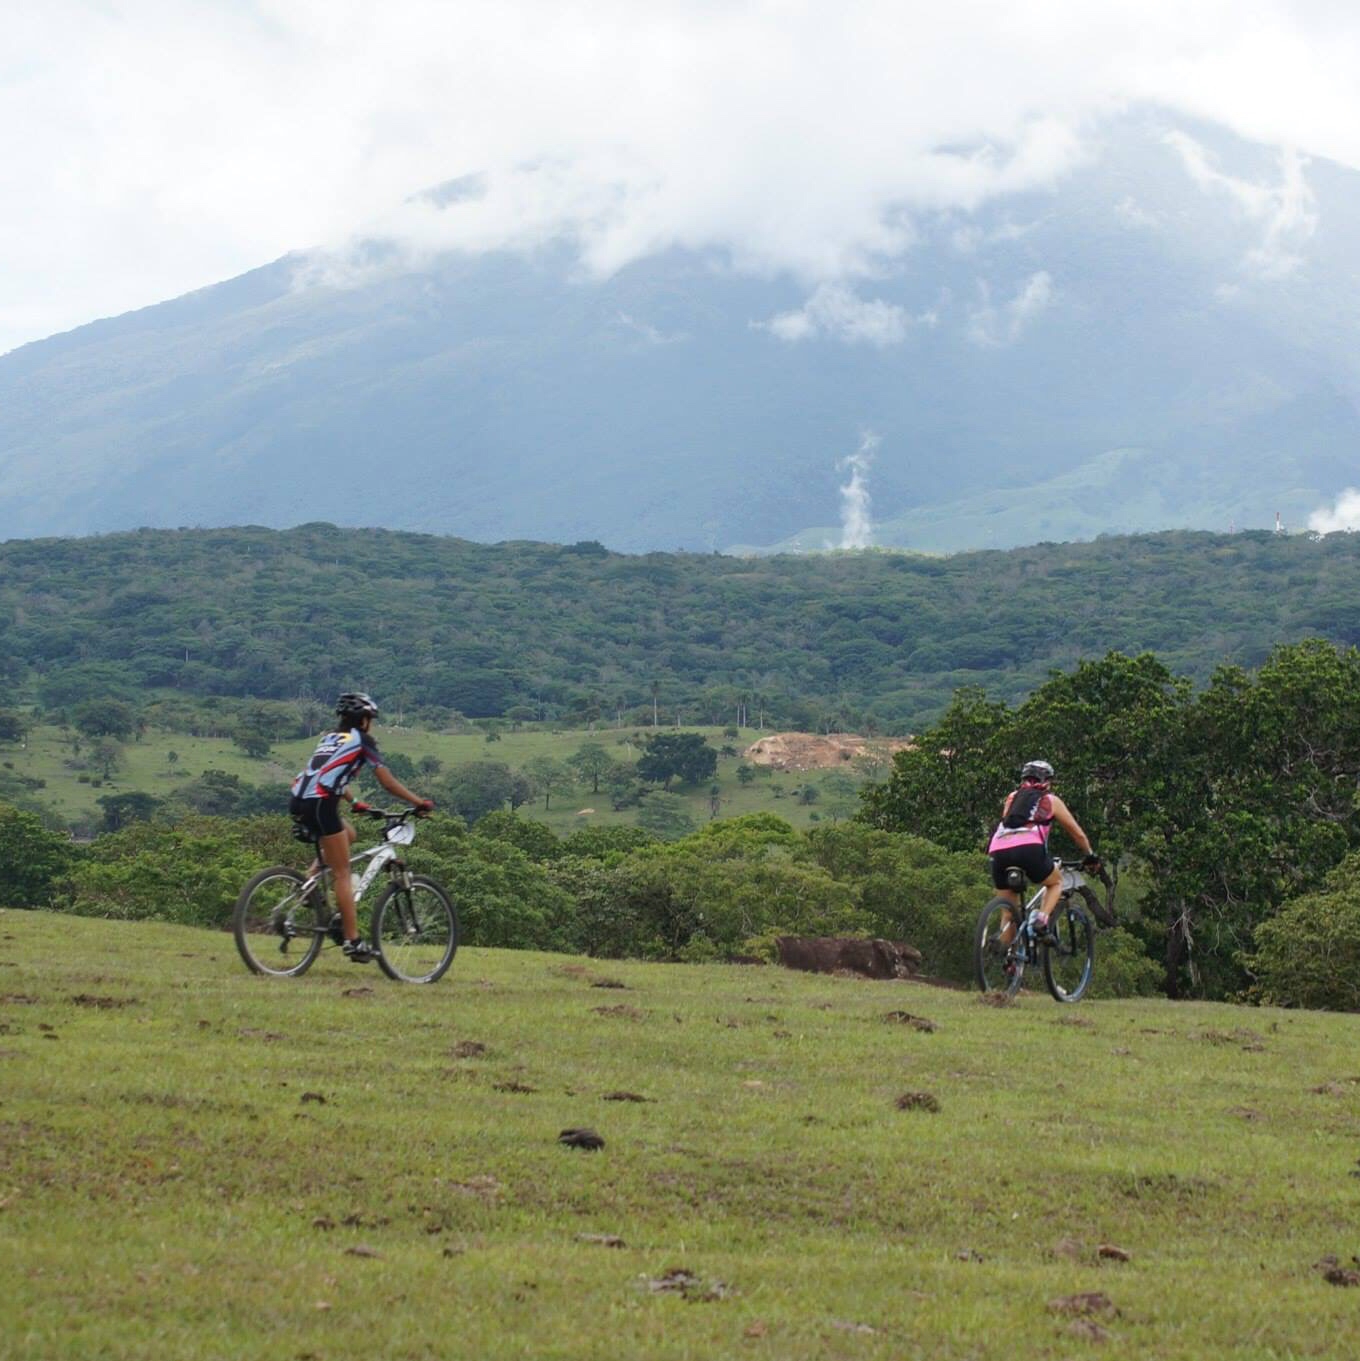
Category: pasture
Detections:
[{"x1": 4, "y1": 912, "x2": 1359, "y2": 1359}]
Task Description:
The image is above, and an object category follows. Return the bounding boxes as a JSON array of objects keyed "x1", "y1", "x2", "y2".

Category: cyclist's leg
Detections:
[
  {"x1": 1033, "y1": 859, "x2": 1063, "y2": 926},
  {"x1": 988, "y1": 855, "x2": 1022, "y2": 943}
]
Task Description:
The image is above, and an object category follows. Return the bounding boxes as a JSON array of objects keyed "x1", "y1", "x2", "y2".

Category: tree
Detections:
[
  {"x1": 90, "y1": 738, "x2": 124, "y2": 781},
  {"x1": 417, "y1": 754, "x2": 443, "y2": 777},
  {"x1": 0, "y1": 712, "x2": 26, "y2": 743},
  {"x1": 97, "y1": 791, "x2": 163, "y2": 833},
  {"x1": 72, "y1": 699, "x2": 139, "y2": 741},
  {"x1": 736, "y1": 763, "x2": 756, "y2": 785},
  {"x1": 522, "y1": 756, "x2": 573, "y2": 811},
  {"x1": 567, "y1": 742, "x2": 613, "y2": 794},
  {"x1": 636, "y1": 791, "x2": 696, "y2": 840},
  {"x1": 233, "y1": 727, "x2": 273, "y2": 760},
  {"x1": 0, "y1": 803, "x2": 70, "y2": 907},
  {"x1": 439, "y1": 762, "x2": 518, "y2": 824},
  {"x1": 636, "y1": 732, "x2": 717, "y2": 790}
]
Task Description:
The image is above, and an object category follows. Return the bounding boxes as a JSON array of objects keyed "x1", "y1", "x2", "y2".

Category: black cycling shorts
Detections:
[
  {"x1": 989, "y1": 843, "x2": 1056, "y2": 890},
  {"x1": 290, "y1": 794, "x2": 344, "y2": 841}
]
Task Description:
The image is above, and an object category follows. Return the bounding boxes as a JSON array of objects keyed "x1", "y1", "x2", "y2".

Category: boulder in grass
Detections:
[{"x1": 776, "y1": 936, "x2": 922, "y2": 980}]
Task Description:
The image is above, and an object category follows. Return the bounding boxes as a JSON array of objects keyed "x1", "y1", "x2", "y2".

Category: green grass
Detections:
[
  {"x1": 5, "y1": 913, "x2": 1360, "y2": 1358},
  {"x1": 9, "y1": 722, "x2": 853, "y2": 833}
]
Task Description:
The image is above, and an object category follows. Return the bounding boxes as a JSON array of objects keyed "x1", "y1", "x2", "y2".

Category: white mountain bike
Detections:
[{"x1": 233, "y1": 809, "x2": 458, "y2": 984}]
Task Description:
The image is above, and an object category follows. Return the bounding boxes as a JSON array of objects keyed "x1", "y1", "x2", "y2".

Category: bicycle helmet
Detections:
[
  {"x1": 336, "y1": 691, "x2": 380, "y2": 721},
  {"x1": 1020, "y1": 759, "x2": 1054, "y2": 784}
]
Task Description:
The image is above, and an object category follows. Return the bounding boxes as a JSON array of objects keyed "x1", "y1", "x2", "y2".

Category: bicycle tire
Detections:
[
  {"x1": 233, "y1": 866, "x2": 326, "y2": 978},
  {"x1": 372, "y1": 875, "x2": 459, "y2": 984},
  {"x1": 974, "y1": 896, "x2": 1027, "y2": 997},
  {"x1": 1042, "y1": 903, "x2": 1096, "y2": 1003}
]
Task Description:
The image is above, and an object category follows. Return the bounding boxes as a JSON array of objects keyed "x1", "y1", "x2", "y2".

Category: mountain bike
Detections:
[
  {"x1": 233, "y1": 809, "x2": 458, "y2": 984},
  {"x1": 973, "y1": 860, "x2": 1113, "y2": 1002}
]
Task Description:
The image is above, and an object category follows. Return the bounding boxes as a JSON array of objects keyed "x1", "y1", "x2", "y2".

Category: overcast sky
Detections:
[{"x1": 4, "y1": 0, "x2": 1360, "y2": 356}]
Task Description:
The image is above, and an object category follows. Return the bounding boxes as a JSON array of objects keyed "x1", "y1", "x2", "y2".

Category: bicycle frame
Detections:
[{"x1": 297, "y1": 820, "x2": 415, "y2": 930}]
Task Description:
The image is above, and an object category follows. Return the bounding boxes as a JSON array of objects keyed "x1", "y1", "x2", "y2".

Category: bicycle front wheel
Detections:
[
  {"x1": 1042, "y1": 903, "x2": 1095, "y2": 1002},
  {"x1": 234, "y1": 866, "x2": 325, "y2": 978},
  {"x1": 975, "y1": 897, "x2": 1026, "y2": 997},
  {"x1": 373, "y1": 875, "x2": 459, "y2": 984}
]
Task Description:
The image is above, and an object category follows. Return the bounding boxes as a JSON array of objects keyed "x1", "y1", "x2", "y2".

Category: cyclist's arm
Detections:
[
  {"x1": 374, "y1": 764, "x2": 430, "y2": 809},
  {"x1": 1048, "y1": 794, "x2": 1093, "y2": 855}
]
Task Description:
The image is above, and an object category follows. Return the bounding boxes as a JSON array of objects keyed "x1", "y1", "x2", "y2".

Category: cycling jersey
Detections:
[
  {"x1": 987, "y1": 788, "x2": 1054, "y2": 855},
  {"x1": 290, "y1": 729, "x2": 386, "y2": 801}
]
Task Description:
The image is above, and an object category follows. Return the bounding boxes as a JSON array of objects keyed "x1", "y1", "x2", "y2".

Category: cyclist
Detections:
[
  {"x1": 987, "y1": 759, "x2": 1097, "y2": 938},
  {"x1": 289, "y1": 692, "x2": 434, "y2": 963}
]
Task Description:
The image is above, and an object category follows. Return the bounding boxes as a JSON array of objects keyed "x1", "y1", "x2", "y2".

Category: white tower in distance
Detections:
[{"x1": 1274, "y1": 511, "x2": 1284, "y2": 534}]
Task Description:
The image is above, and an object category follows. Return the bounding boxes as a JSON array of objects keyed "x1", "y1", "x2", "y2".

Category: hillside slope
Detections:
[{"x1": 3, "y1": 113, "x2": 1360, "y2": 552}]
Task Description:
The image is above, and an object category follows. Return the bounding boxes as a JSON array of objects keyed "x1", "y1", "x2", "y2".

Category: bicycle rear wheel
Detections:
[
  {"x1": 974, "y1": 897, "x2": 1027, "y2": 997},
  {"x1": 234, "y1": 866, "x2": 326, "y2": 978},
  {"x1": 373, "y1": 875, "x2": 459, "y2": 983},
  {"x1": 1042, "y1": 903, "x2": 1095, "y2": 1002}
]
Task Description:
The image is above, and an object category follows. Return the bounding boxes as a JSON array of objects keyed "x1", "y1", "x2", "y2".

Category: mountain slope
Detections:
[{"x1": 2, "y1": 111, "x2": 1359, "y2": 552}]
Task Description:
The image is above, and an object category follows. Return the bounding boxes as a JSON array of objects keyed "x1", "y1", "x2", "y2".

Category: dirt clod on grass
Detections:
[
  {"x1": 1311, "y1": 1082, "x2": 1347, "y2": 1096},
  {"x1": 68, "y1": 994, "x2": 139, "y2": 1008},
  {"x1": 1066, "y1": 1318, "x2": 1112, "y2": 1342},
  {"x1": 1050, "y1": 1295, "x2": 1116, "y2": 1317},
  {"x1": 344, "y1": 1244, "x2": 381, "y2": 1259},
  {"x1": 493, "y1": 1080, "x2": 537, "y2": 1094},
  {"x1": 558, "y1": 1127, "x2": 605, "y2": 1150},
  {"x1": 1048, "y1": 1292, "x2": 1118, "y2": 1318},
  {"x1": 977, "y1": 992, "x2": 1015, "y2": 1008},
  {"x1": 1052, "y1": 1237, "x2": 1084, "y2": 1260},
  {"x1": 644, "y1": 1267, "x2": 731, "y2": 1301},
  {"x1": 602, "y1": 1090, "x2": 651, "y2": 1103},
  {"x1": 1097, "y1": 1244, "x2": 1132, "y2": 1262},
  {"x1": 341, "y1": 987, "x2": 374, "y2": 998},
  {"x1": 451, "y1": 1041, "x2": 487, "y2": 1058},
  {"x1": 299, "y1": 1092, "x2": 326, "y2": 1105},
  {"x1": 592, "y1": 1004, "x2": 644, "y2": 1020},
  {"x1": 895, "y1": 1091, "x2": 941, "y2": 1113},
  {"x1": 590, "y1": 979, "x2": 629, "y2": 990},
  {"x1": 882, "y1": 1011, "x2": 937, "y2": 1033},
  {"x1": 311, "y1": 1216, "x2": 335, "y2": 1231},
  {"x1": 575, "y1": 1233, "x2": 625, "y2": 1248}
]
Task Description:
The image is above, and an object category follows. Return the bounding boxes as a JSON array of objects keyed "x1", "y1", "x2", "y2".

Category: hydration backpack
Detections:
[{"x1": 1002, "y1": 785, "x2": 1048, "y2": 829}]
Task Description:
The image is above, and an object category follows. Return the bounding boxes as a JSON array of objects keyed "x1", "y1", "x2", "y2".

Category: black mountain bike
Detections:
[
  {"x1": 233, "y1": 809, "x2": 458, "y2": 984},
  {"x1": 974, "y1": 860, "x2": 1114, "y2": 1002}
]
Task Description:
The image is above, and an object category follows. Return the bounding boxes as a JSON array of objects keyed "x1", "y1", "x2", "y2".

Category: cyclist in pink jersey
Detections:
[
  {"x1": 289, "y1": 692, "x2": 434, "y2": 962},
  {"x1": 988, "y1": 760, "x2": 1097, "y2": 936}
]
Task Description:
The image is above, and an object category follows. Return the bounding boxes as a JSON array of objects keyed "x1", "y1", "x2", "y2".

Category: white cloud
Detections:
[
  {"x1": 1164, "y1": 131, "x2": 1318, "y2": 277},
  {"x1": 6, "y1": 1, "x2": 1360, "y2": 352},
  {"x1": 1308, "y1": 488, "x2": 1360, "y2": 533},
  {"x1": 757, "y1": 284, "x2": 926, "y2": 347},
  {"x1": 967, "y1": 271, "x2": 1054, "y2": 347}
]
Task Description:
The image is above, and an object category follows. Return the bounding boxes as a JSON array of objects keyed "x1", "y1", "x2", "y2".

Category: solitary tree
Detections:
[
  {"x1": 567, "y1": 742, "x2": 613, "y2": 793},
  {"x1": 636, "y1": 733, "x2": 717, "y2": 790}
]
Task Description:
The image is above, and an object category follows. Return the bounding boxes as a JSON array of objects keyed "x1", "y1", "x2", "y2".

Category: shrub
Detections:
[
  {"x1": 1086, "y1": 927, "x2": 1162, "y2": 998},
  {"x1": 1247, "y1": 869, "x2": 1360, "y2": 1011},
  {"x1": 0, "y1": 803, "x2": 72, "y2": 908}
]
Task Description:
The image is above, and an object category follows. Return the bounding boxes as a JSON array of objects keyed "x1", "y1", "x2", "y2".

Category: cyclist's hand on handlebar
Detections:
[
  {"x1": 414, "y1": 798, "x2": 435, "y2": 816},
  {"x1": 352, "y1": 800, "x2": 373, "y2": 814},
  {"x1": 1081, "y1": 852, "x2": 1102, "y2": 871}
]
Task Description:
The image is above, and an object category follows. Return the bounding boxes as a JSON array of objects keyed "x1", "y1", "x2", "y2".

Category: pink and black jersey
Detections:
[
  {"x1": 986, "y1": 787, "x2": 1054, "y2": 855},
  {"x1": 291, "y1": 729, "x2": 385, "y2": 800}
]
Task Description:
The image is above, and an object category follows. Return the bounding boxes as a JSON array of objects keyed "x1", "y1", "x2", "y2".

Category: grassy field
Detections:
[
  {"x1": 9, "y1": 721, "x2": 857, "y2": 833},
  {"x1": 5, "y1": 913, "x2": 1360, "y2": 1359}
]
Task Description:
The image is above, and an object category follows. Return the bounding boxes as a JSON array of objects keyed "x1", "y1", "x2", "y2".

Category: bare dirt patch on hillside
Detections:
[{"x1": 743, "y1": 732, "x2": 912, "y2": 773}]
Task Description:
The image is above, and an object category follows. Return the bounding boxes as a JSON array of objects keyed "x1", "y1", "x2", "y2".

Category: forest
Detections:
[{"x1": 5, "y1": 523, "x2": 1360, "y2": 731}]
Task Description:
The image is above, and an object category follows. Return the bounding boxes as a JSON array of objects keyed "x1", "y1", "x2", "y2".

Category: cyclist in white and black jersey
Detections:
[{"x1": 289, "y1": 692, "x2": 434, "y2": 962}]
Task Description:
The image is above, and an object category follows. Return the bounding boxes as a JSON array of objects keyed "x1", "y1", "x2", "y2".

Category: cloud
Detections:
[
  {"x1": 757, "y1": 284, "x2": 929, "y2": 347},
  {"x1": 7, "y1": 1, "x2": 1360, "y2": 351},
  {"x1": 967, "y1": 271, "x2": 1054, "y2": 347},
  {"x1": 1164, "y1": 131, "x2": 1318, "y2": 276},
  {"x1": 1308, "y1": 488, "x2": 1360, "y2": 534}
]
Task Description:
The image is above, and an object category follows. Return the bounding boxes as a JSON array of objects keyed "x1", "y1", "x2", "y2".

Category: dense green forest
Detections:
[{"x1": 5, "y1": 524, "x2": 1360, "y2": 729}]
